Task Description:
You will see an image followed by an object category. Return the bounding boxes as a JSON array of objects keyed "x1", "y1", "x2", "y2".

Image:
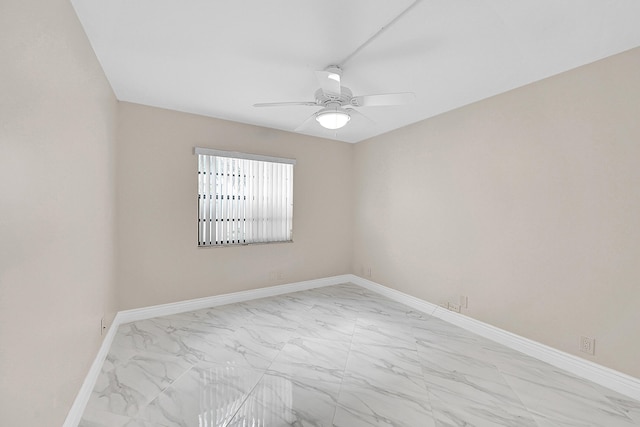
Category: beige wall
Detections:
[
  {"x1": 0, "y1": 0, "x2": 118, "y2": 426},
  {"x1": 353, "y1": 47, "x2": 640, "y2": 378},
  {"x1": 116, "y1": 102, "x2": 353, "y2": 309}
]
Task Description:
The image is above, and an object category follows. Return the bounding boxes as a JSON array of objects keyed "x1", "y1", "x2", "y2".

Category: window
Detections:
[{"x1": 195, "y1": 148, "x2": 295, "y2": 246}]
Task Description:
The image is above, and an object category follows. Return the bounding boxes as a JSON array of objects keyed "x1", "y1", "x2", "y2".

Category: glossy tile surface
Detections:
[{"x1": 79, "y1": 283, "x2": 640, "y2": 426}]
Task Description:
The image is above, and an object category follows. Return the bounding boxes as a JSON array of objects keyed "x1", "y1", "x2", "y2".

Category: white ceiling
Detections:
[{"x1": 71, "y1": 0, "x2": 640, "y2": 143}]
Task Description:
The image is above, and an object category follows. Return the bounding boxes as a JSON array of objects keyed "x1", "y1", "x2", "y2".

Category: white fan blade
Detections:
[
  {"x1": 351, "y1": 92, "x2": 415, "y2": 107},
  {"x1": 254, "y1": 101, "x2": 318, "y2": 107},
  {"x1": 315, "y1": 70, "x2": 341, "y2": 96},
  {"x1": 345, "y1": 108, "x2": 375, "y2": 125},
  {"x1": 294, "y1": 111, "x2": 320, "y2": 132}
]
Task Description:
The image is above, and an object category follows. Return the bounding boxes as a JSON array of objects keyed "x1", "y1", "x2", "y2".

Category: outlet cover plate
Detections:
[{"x1": 580, "y1": 336, "x2": 595, "y2": 355}]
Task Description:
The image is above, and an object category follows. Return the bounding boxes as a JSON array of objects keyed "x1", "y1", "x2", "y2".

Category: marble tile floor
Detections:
[{"x1": 78, "y1": 283, "x2": 640, "y2": 427}]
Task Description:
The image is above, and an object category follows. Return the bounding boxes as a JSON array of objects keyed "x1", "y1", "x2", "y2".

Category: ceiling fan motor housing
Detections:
[{"x1": 314, "y1": 87, "x2": 353, "y2": 107}]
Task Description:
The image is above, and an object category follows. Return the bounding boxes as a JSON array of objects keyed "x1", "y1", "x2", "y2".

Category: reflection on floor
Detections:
[{"x1": 79, "y1": 283, "x2": 640, "y2": 426}]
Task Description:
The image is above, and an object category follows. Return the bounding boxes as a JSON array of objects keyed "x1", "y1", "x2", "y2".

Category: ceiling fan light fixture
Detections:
[{"x1": 315, "y1": 108, "x2": 350, "y2": 130}]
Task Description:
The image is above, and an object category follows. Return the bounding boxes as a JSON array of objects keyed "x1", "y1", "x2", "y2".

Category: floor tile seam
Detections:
[
  {"x1": 424, "y1": 386, "x2": 540, "y2": 427},
  {"x1": 349, "y1": 338, "x2": 420, "y2": 351},
  {"x1": 409, "y1": 336, "x2": 432, "y2": 387},
  {"x1": 222, "y1": 347, "x2": 290, "y2": 427},
  {"x1": 491, "y1": 367, "x2": 547, "y2": 424},
  {"x1": 349, "y1": 317, "x2": 419, "y2": 356},
  {"x1": 170, "y1": 314, "x2": 246, "y2": 329},
  {"x1": 417, "y1": 345, "x2": 542, "y2": 423},
  {"x1": 525, "y1": 410, "x2": 570, "y2": 427},
  {"x1": 346, "y1": 342, "x2": 427, "y2": 384},
  {"x1": 498, "y1": 367, "x2": 623, "y2": 403},
  {"x1": 340, "y1": 312, "x2": 428, "y2": 378},
  {"x1": 496, "y1": 356, "x2": 640, "y2": 425},
  {"x1": 341, "y1": 370, "x2": 431, "y2": 397},
  {"x1": 415, "y1": 347, "x2": 511, "y2": 387},
  {"x1": 330, "y1": 314, "x2": 362, "y2": 427},
  {"x1": 413, "y1": 378, "x2": 439, "y2": 423},
  {"x1": 420, "y1": 363, "x2": 520, "y2": 397},
  {"x1": 336, "y1": 375, "x2": 438, "y2": 426},
  {"x1": 123, "y1": 356, "x2": 197, "y2": 396},
  {"x1": 92, "y1": 355, "x2": 193, "y2": 420},
  {"x1": 497, "y1": 370, "x2": 599, "y2": 427},
  {"x1": 221, "y1": 370, "x2": 269, "y2": 427},
  {"x1": 287, "y1": 326, "x2": 353, "y2": 343},
  {"x1": 113, "y1": 346, "x2": 198, "y2": 364},
  {"x1": 347, "y1": 331, "x2": 432, "y2": 395},
  {"x1": 136, "y1": 360, "x2": 199, "y2": 419},
  {"x1": 262, "y1": 366, "x2": 345, "y2": 389}
]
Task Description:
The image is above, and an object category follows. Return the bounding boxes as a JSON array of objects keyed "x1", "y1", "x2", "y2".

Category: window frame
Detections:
[{"x1": 195, "y1": 147, "x2": 295, "y2": 247}]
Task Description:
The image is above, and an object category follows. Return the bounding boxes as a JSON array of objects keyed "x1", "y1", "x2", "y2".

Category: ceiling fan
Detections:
[
  {"x1": 254, "y1": 66, "x2": 415, "y2": 130},
  {"x1": 253, "y1": 0, "x2": 422, "y2": 131}
]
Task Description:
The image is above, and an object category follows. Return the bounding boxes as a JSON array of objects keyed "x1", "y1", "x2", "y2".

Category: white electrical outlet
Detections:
[
  {"x1": 448, "y1": 303, "x2": 461, "y2": 313},
  {"x1": 580, "y1": 336, "x2": 595, "y2": 355}
]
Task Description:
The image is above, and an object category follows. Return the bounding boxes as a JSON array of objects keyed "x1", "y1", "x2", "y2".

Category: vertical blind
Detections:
[{"x1": 195, "y1": 148, "x2": 295, "y2": 246}]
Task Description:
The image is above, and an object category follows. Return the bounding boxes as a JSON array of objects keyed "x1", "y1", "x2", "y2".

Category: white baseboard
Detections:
[
  {"x1": 64, "y1": 273, "x2": 640, "y2": 427},
  {"x1": 350, "y1": 274, "x2": 441, "y2": 316},
  {"x1": 117, "y1": 274, "x2": 352, "y2": 324},
  {"x1": 348, "y1": 274, "x2": 640, "y2": 401},
  {"x1": 62, "y1": 274, "x2": 351, "y2": 427},
  {"x1": 62, "y1": 314, "x2": 121, "y2": 427}
]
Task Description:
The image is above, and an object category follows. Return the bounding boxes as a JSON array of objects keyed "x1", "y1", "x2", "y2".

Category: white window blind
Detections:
[{"x1": 195, "y1": 148, "x2": 295, "y2": 246}]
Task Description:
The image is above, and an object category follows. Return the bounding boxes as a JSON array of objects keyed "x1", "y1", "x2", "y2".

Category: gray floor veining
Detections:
[{"x1": 79, "y1": 283, "x2": 640, "y2": 426}]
